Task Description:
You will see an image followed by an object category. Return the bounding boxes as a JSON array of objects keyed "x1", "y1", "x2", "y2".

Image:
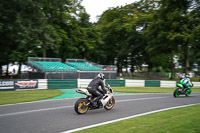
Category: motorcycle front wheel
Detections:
[
  {"x1": 185, "y1": 89, "x2": 191, "y2": 97},
  {"x1": 74, "y1": 98, "x2": 89, "y2": 114},
  {"x1": 173, "y1": 88, "x2": 180, "y2": 98},
  {"x1": 104, "y1": 96, "x2": 115, "y2": 110}
]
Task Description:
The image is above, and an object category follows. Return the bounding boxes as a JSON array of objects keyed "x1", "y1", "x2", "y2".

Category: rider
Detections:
[
  {"x1": 180, "y1": 74, "x2": 192, "y2": 92},
  {"x1": 87, "y1": 73, "x2": 107, "y2": 106}
]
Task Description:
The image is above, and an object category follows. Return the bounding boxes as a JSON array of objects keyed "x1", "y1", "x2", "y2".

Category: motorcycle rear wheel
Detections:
[
  {"x1": 173, "y1": 88, "x2": 180, "y2": 98},
  {"x1": 104, "y1": 97, "x2": 115, "y2": 110},
  {"x1": 74, "y1": 98, "x2": 89, "y2": 114}
]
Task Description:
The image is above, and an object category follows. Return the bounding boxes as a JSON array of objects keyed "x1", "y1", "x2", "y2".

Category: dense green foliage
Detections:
[
  {"x1": 0, "y1": 0, "x2": 199, "y2": 78},
  {"x1": 96, "y1": 0, "x2": 200, "y2": 77}
]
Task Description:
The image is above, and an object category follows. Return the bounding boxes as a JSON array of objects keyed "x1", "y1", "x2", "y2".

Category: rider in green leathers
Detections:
[{"x1": 180, "y1": 75, "x2": 192, "y2": 92}]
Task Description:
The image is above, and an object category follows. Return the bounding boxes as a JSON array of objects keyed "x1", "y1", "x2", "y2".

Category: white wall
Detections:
[
  {"x1": 43, "y1": 79, "x2": 200, "y2": 89},
  {"x1": 38, "y1": 79, "x2": 47, "y2": 89},
  {"x1": 125, "y1": 80, "x2": 145, "y2": 87},
  {"x1": 193, "y1": 82, "x2": 200, "y2": 87},
  {"x1": 160, "y1": 81, "x2": 176, "y2": 87}
]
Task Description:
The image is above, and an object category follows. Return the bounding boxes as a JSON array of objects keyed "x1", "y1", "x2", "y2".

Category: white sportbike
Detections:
[{"x1": 74, "y1": 84, "x2": 115, "y2": 114}]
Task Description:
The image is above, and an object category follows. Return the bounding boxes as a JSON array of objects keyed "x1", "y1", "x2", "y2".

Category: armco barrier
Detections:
[
  {"x1": 125, "y1": 80, "x2": 145, "y2": 87},
  {"x1": 160, "y1": 81, "x2": 176, "y2": 87},
  {"x1": 0, "y1": 79, "x2": 39, "y2": 91},
  {"x1": 47, "y1": 79, "x2": 200, "y2": 89},
  {"x1": 193, "y1": 82, "x2": 200, "y2": 87},
  {"x1": 15, "y1": 80, "x2": 38, "y2": 89},
  {"x1": 1, "y1": 79, "x2": 198, "y2": 90},
  {"x1": 0, "y1": 80, "x2": 15, "y2": 91},
  {"x1": 38, "y1": 79, "x2": 48, "y2": 89},
  {"x1": 48, "y1": 79, "x2": 77, "y2": 89},
  {"x1": 145, "y1": 80, "x2": 160, "y2": 87},
  {"x1": 106, "y1": 79, "x2": 125, "y2": 87}
]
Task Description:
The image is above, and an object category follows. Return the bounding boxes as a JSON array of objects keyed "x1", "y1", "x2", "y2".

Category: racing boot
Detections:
[{"x1": 98, "y1": 100, "x2": 103, "y2": 107}]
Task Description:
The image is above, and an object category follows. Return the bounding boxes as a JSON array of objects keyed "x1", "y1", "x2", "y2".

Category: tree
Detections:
[{"x1": 142, "y1": 0, "x2": 197, "y2": 78}]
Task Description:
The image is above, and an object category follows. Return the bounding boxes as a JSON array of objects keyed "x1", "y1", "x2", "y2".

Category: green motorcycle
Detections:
[{"x1": 173, "y1": 82, "x2": 193, "y2": 97}]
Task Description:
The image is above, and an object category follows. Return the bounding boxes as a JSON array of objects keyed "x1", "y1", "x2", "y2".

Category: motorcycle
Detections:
[
  {"x1": 173, "y1": 82, "x2": 193, "y2": 97},
  {"x1": 74, "y1": 84, "x2": 115, "y2": 114}
]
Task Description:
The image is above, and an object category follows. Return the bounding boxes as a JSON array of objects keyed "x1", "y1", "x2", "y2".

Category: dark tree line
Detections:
[
  {"x1": 95, "y1": 0, "x2": 200, "y2": 78},
  {"x1": 0, "y1": 0, "x2": 199, "y2": 78}
]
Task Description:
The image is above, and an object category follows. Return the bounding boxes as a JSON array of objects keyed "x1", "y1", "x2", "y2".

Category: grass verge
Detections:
[
  {"x1": 75, "y1": 104, "x2": 200, "y2": 133},
  {"x1": 0, "y1": 87, "x2": 199, "y2": 105},
  {"x1": 113, "y1": 87, "x2": 200, "y2": 93},
  {"x1": 0, "y1": 89, "x2": 63, "y2": 105}
]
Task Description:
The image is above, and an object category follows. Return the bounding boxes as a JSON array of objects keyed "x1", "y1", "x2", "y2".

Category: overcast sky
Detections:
[{"x1": 81, "y1": 0, "x2": 139, "y2": 22}]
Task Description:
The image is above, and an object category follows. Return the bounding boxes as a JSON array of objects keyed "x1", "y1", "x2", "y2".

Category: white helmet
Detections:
[
  {"x1": 97, "y1": 73, "x2": 105, "y2": 80},
  {"x1": 185, "y1": 75, "x2": 190, "y2": 78}
]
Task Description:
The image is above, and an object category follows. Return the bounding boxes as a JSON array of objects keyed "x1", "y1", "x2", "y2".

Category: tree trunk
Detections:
[
  {"x1": 117, "y1": 65, "x2": 122, "y2": 73},
  {"x1": 170, "y1": 50, "x2": 175, "y2": 79},
  {"x1": 131, "y1": 64, "x2": 134, "y2": 77},
  {"x1": 148, "y1": 63, "x2": 153, "y2": 73},
  {"x1": 0, "y1": 64, "x2": 2, "y2": 77},
  {"x1": 184, "y1": 45, "x2": 189, "y2": 74},
  {"x1": 17, "y1": 62, "x2": 22, "y2": 78},
  {"x1": 6, "y1": 62, "x2": 9, "y2": 76},
  {"x1": 125, "y1": 59, "x2": 128, "y2": 73},
  {"x1": 43, "y1": 49, "x2": 46, "y2": 58}
]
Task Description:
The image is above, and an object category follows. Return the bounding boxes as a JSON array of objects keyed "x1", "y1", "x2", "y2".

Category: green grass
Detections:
[
  {"x1": 0, "y1": 89, "x2": 63, "y2": 105},
  {"x1": 0, "y1": 87, "x2": 199, "y2": 105},
  {"x1": 113, "y1": 87, "x2": 200, "y2": 93},
  {"x1": 75, "y1": 104, "x2": 200, "y2": 133}
]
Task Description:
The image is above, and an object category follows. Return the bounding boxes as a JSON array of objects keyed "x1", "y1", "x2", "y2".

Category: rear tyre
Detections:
[
  {"x1": 74, "y1": 98, "x2": 89, "y2": 114},
  {"x1": 173, "y1": 88, "x2": 180, "y2": 98},
  {"x1": 104, "y1": 97, "x2": 115, "y2": 110}
]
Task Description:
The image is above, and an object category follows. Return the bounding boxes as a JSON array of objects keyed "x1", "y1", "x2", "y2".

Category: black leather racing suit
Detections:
[{"x1": 87, "y1": 77, "x2": 107, "y2": 104}]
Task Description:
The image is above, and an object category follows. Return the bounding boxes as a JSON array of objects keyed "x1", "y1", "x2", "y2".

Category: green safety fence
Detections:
[
  {"x1": 48, "y1": 79, "x2": 77, "y2": 89},
  {"x1": 145, "y1": 80, "x2": 160, "y2": 87},
  {"x1": 47, "y1": 79, "x2": 164, "y2": 89},
  {"x1": 106, "y1": 79, "x2": 125, "y2": 87}
]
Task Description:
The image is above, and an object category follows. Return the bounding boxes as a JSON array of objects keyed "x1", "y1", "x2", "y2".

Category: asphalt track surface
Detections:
[{"x1": 0, "y1": 93, "x2": 200, "y2": 133}]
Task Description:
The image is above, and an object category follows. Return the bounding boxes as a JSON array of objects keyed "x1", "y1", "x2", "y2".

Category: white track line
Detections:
[
  {"x1": 116, "y1": 96, "x2": 169, "y2": 103},
  {"x1": 0, "y1": 98, "x2": 76, "y2": 107},
  {"x1": 0, "y1": 105, "x2": 73, "y2": 117},
  {"x1": 0, "y1": 96, "x2": 169, "y2": 117},
  {"x1": 0, "y1": 93, "x2": 158, "y2": 107},
  {"x1": 61, "y1": 103, "x2": 200, "y2": 133}
]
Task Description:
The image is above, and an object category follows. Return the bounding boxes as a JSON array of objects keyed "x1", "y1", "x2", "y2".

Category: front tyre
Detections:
[
  {"x1": 173, "y1": 88, "x2": 180, "y2": 98},
  {"x1": 74, "y1": 98, "x2": 89, "y2": 114},
  {"x1": 185, "y1": 89, "x2": 191, "y2": 97},
  {"x1": 104, "y1": 97, "x2": 115, "y2": 110}
]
